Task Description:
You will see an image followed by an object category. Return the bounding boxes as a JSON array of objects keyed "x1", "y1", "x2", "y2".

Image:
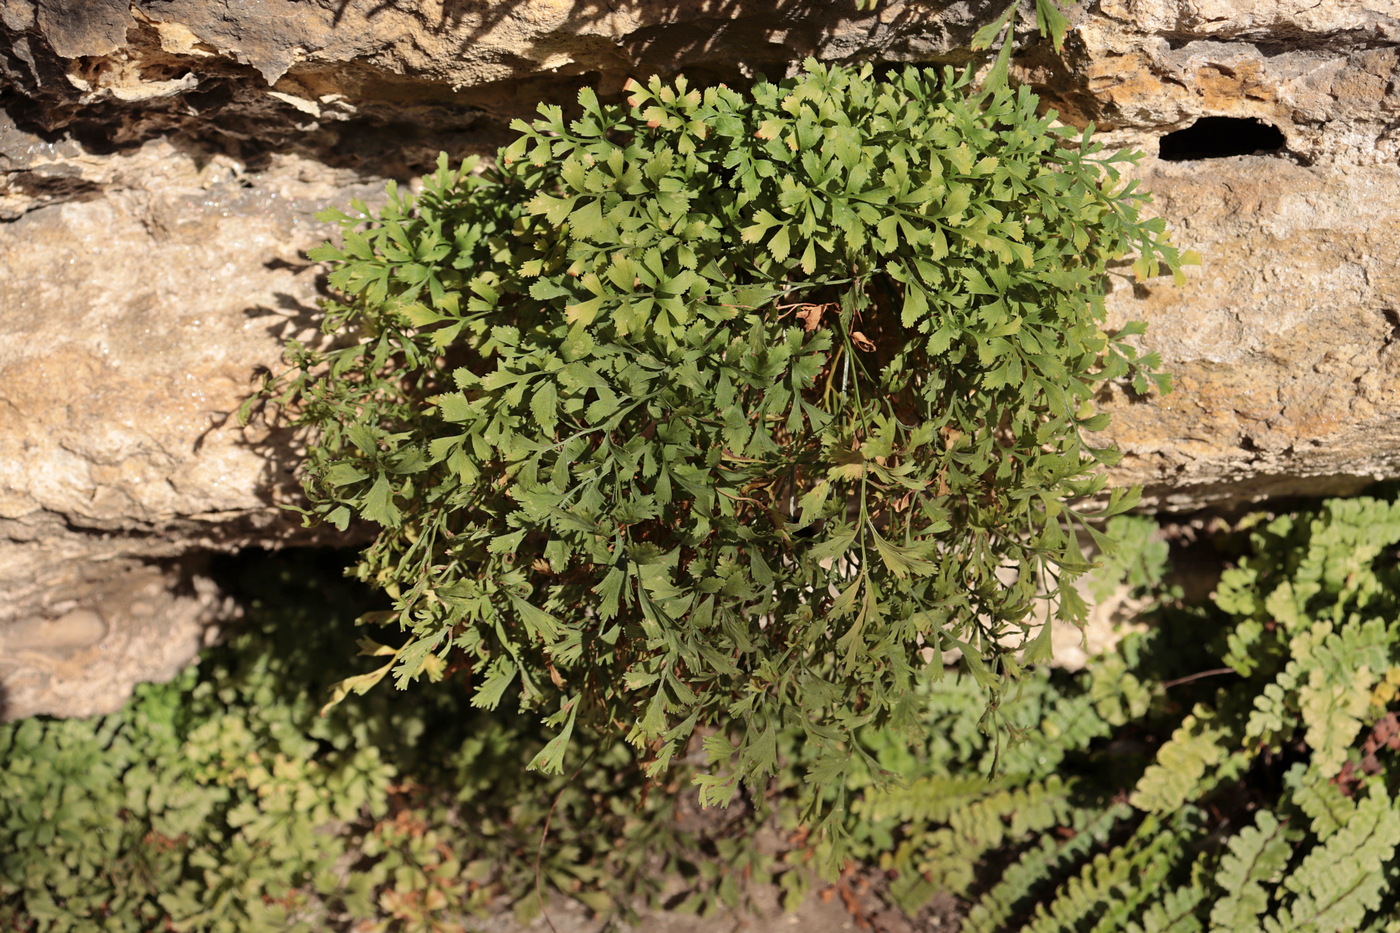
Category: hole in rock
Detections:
[
  {"x1": 1158, "y1": 116, "x2": 1286, "y2": 161},
  {"x1": 1383, "y1": 308, "x2": 1400, "y2": 346}
]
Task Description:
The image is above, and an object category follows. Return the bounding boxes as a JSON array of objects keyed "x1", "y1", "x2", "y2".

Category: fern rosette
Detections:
[{"x1": 276, "y1": 59, "x2": 1187, "y2": 812}]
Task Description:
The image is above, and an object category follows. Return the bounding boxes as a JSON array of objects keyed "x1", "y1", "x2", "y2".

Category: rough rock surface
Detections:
[
  {"x1": 1, "y1": 0, "x2": 1398, "y2": 716},
  {"x1": 0, "y1": 131, "x2": 381, "y2": 717},
  {"x1": 1053, "y1": 0, "x2": 1400, "y2": 509},
  {"x1": 0, "y1": 554, "x2": 232, "y2": 719},
  {"x1": 1096, "y1": 157, "x2": 1400, "y2": 509}
]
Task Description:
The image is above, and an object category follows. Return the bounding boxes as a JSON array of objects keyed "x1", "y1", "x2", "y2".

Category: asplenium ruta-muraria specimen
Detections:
[{"x1": 263, "y1": 57, "x2": 1190, "y2": 818}]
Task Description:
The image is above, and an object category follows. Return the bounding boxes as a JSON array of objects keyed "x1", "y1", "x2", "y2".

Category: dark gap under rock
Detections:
[{"x1": 1158, "y1": 116, "x2": 1287, "y2": 161}]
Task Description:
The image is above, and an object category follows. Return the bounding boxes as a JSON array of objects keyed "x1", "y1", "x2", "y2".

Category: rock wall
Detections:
[
  {"x1": 1, "y1": 0, "x2": 1397, "y2": 717},
  {"x1": 1063, "y1": 1, "x2": 1400, "y2": 508}
]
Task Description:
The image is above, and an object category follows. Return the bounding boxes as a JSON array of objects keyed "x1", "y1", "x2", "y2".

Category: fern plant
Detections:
[
  {"x1": 255, "y1": 25, "x2": 1190, "y2": 826},
  {"x1": 938, "y1": 495, "x2": 1400, "y2": 931}
]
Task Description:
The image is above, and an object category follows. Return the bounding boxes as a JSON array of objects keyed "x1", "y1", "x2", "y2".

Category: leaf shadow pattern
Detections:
[
  {"x1": 326, "y1": 0, "x2": 1014, "y2": 96},
  {"x1": 232, "y1": 274, "x2": 374, "y2": 546}
]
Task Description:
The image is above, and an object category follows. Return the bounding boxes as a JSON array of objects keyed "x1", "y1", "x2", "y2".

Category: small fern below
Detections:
[{"x1": 934, "y1": 494, "x2": 1400, "y2": 932}]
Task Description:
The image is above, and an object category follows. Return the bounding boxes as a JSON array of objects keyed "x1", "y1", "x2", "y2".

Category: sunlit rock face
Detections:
[
  {"x1": 1048, "y1": 0, "x2": 1400, "y2": 510},
  {"x1": 1, "y1": 0, "x2": 1396, "y2": 716}
]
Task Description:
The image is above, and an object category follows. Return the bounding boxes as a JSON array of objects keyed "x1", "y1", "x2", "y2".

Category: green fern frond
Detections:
[
  {"x1": 1244, "y1": 616, "x2": 1393, "y2": 778},
  {"x1": 1034, "y1": 692, "x2": 1117, "y2": 765},
  {"x1": 876, "y1": 776, "x2": 1080, "y2": 898},
  {"x1": 963, "y1": 803, "x2": 1132, "y2": 933},
  {"x1": 1263, "y1": 791, "x2": 1400, "y2": 933},
  {"x1": 1208, "y1": 809, "x2": 1300, "y2": 931},
  {"x1": 1284, "y1": 762, "x2": 1355, "y2": 840},
  {"x1": 857, "y1": 773, "x2": 1000, "y2": 824},
  {"x1": 1245, "y1": 674, "x2": 1301, "y2": 749},
  {"x1": 1128, "y1": 872, "x2": 1210, "y2": 933},
  {"x1": 947, "y1": 778, "x2": 1073, "y2": 852},
  {"x1": 1023, "y1": 813, "x2": 1190, "y2": 933},
  {"x1": 1298, "y1": 663, "x2": 1374, "y2": 778},
  {"x1": 1130, "y1": 709, "x2": 1229, "y2": 814},
  {"x1": 1357, "y1": 918, "x2": 1400, "y2": 933}
]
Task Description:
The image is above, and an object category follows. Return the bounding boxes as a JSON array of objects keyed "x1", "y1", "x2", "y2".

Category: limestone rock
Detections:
[
  {"x1": 0, "y1": 132, "x2": 381, "y2": 717},
  {"x1": 0, "y1": 137, "x2": 371, "y2": 540},
  {"x1": 1, "y1": 0, "x2": 1398, "y2": 716},
  {"x1": 1098, "y1": 157, "x2": 1400, "y2": 509},
  {"x1": 0, "y1": 550, "x2": 231, "y2": 719}
]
